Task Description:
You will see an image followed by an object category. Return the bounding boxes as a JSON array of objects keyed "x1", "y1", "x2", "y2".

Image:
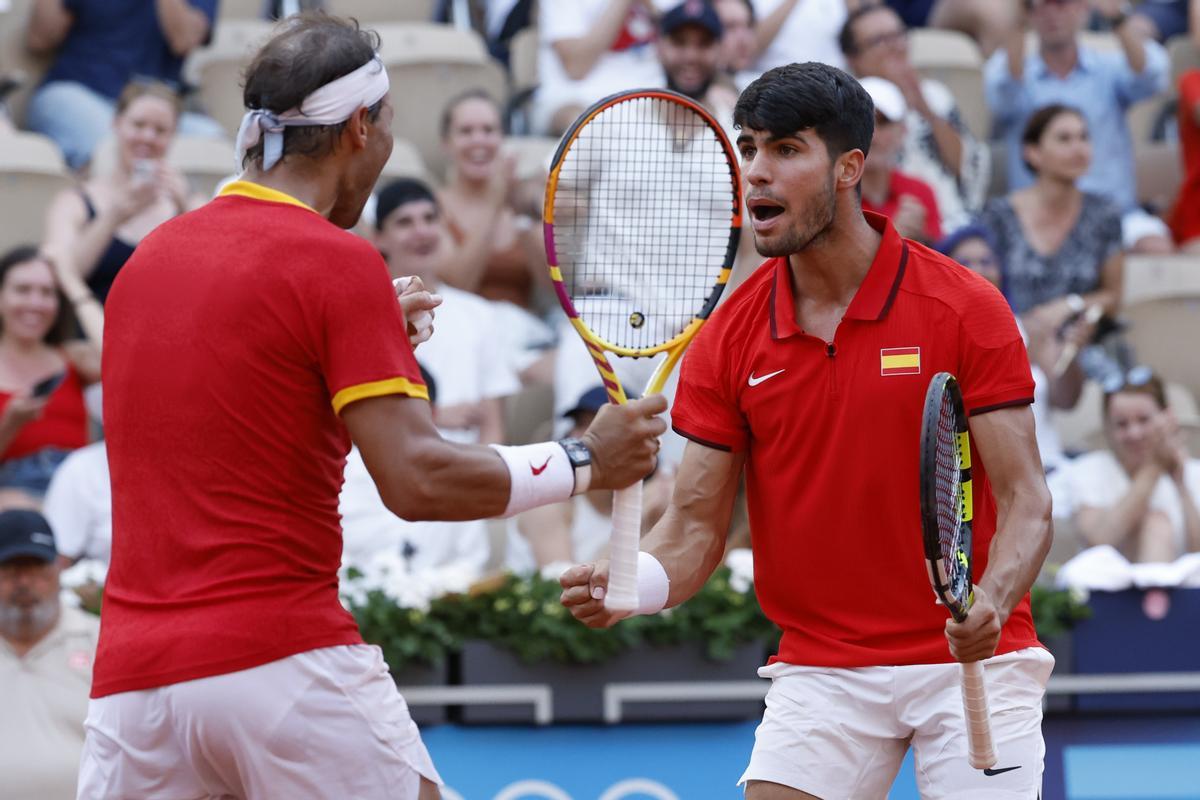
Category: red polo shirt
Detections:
[
  {"x1": 672, "y1": 213, "x2": 1039, "y2": 668},
  {"x1": 93, "y1": 182, "x2": 428, "y2": 697}
]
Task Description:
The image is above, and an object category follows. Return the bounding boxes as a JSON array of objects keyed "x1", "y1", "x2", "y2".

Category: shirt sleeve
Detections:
[
  {"x1": 671, "y1": 321, "x2": 749, "y2": 452},
  {"x1": 42, "y1": 450, "x2": 97, "y2": 560},
  {"x1": 1112, "y1": 40, "x2": 1169, "y2": 107},
  {"x1": 956, "y1": 279, "x2": 1035, "y2": 415},
  {"x1": 983, "y1": 50, "x2": 1029, "y2": 127},
  {"x1": 540, "y1": 2, "x2": 587, "y2": 43},
  {"x1": 315, "y1": 243, "x2": 428, "y2": 415}
]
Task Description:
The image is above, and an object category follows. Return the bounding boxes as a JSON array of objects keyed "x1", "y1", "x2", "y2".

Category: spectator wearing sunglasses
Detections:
[{"x1": 1053, "y1": 368, "x2": 1200, "y2": 564}]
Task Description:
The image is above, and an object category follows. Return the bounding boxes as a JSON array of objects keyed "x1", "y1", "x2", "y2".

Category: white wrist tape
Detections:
[
  {"x1": 635, "y1": 551, "x2": 670, "y2": 615},
  {"x1": 489, "y1": 441, "x2": 575, "y2": 517}
]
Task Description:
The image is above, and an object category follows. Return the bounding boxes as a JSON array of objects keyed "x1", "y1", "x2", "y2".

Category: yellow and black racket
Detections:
[
  {"x1": 919, "y1": 372, "x2": 996, "y2": 770},
  {"x1": 544, "y1": 89, "x2": 741, "y2": 611}
]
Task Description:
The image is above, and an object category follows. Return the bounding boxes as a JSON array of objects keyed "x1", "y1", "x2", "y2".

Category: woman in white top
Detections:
[{"x1": 1058, "y1": 368, "x2": 1200, "y2": 563}]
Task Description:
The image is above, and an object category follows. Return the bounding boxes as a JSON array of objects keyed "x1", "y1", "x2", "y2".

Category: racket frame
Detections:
[{"x1": 919, "y1": 371, "x2": 997, "y2": 771}]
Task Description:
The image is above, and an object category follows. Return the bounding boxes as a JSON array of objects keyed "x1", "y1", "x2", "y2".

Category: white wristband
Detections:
[
  {"x1": 489, "y1": 441, "x2": 575, "y2": 517},
  {"x1": 635, "y1": 551, "x2": 670, "y2": 615}
]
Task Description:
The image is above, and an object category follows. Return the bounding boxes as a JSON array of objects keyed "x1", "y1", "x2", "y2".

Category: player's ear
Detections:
[
  {"x1": 345, "y1": 106, "x2": 372, "y2": 151},
  {"x1": 836, "y1": 149, "x2": 866, "y2": 191}
]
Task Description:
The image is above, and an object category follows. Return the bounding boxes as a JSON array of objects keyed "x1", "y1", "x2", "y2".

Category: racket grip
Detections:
[
  {"x1": 960, "y1": 660, "x2": 997, "y2": 770},
  {"x1": 604, "y1": 481, "x2": 644, "y2": 611}
]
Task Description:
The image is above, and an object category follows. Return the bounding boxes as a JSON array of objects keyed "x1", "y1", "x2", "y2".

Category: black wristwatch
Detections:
[{"x1": 557, "y1": 436, "x2": 592, "y2": 495}]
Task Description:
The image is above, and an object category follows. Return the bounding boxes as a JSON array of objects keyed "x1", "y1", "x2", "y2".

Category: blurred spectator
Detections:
[
  {"x1": 340, "y1": 368, "x2": 491, "y2": 579},
  {"x1": 434, "y1": 0, "x2": 536, "y2": 67},
  {"x1": 938, "y1": 223, "x2": 1082, "y2": 470},
  {"x1": 1092, "y1": 0, "x2": 1188, "y2": 42},
  {"x1": 657, "y1": 0, "x2": 740, "y2": 125},
  {"x1": 25, "y1": 0, "x2": 225, "y2": 170},
  {"x1": 43, "y1": 440, "x2": 108, "y2": 566},
  {"x1": 42, "y1": 81, "x2": 199, "y2": 306},
  {"x1": 713, "y1": 0, "x2": 759, "y2": 90},
  {"x1": 859, "y1": 76, "x2": 943, "y2": 243},
  {"x1": 886, "y1": 1, "x2": 1021, "y2": 55},
  {"x1": 375, "y1": 178, "x2": 520, "y2": 445},
  {"x1": 508, "y1": 386, "x2": 673, "y2": 573},
  {"x1": 0, "y1": 247, "x2": 98, "y2": 507},
  {"x1": 979, "y1": 104, "x2": 1123, "y2": 369},
  {"x1": 1169, "y1": 68, "x2": 1200, "y2": 250},
  {"x1": 749, "y1": 0, "x2": 849, "y2": 73},
  {"x1": 0, "y1": 509, "x2": 99, "y2": 800},
  {"x1": 841, "y1": 3, "x2": 990, "y2": 232},
  {"x1": 1053, "y1": 367, "x2": 1200, "y2": 562},
  {"x1": 534, "y1": 0, "x2": 667, "y2": 135},
  {"x1": 437, "y1": 89, "x2": 556, "y2": 383},
  {"x1": 986, "y1": 0, "x2": 1173, "y2": 253}
]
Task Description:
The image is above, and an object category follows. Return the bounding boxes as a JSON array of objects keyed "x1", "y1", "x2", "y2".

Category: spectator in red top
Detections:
[
  {"x1": 1169, "y1": 69, "x2": 1200, "y2": 251},
  {"x1": 859, "y1": 76, "x2": 942, "y2": 244},
  {"x1": 0, "y1": 247, "x2": 99, "y2": 509}
]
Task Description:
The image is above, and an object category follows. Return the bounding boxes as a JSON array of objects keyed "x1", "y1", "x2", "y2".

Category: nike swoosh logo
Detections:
[
  {"x1": 748, "y1": 369, "x2": 786, "y2": 387},
  {"x1": 983, "y1": 766, "x2": 1022, "y2": 776},
  {"x1": 531, "y1": 457, "x2": 552, "y2": 476}
]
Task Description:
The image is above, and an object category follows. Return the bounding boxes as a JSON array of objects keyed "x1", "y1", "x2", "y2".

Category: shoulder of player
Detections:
[
  {"x1": 897, "y1": 242, "x2": 1016, "y2": 343},
  {"x1": 706, "y1": 259, "x2": 777, "y2": 328}
]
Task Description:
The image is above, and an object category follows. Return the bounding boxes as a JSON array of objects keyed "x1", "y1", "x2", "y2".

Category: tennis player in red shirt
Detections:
[
  {"x1": 79, "y1": 14, "x2": 666, "y2": 800},
  {"x1": 562, "y1": 62, "x2": 1055, "y2": 799}
]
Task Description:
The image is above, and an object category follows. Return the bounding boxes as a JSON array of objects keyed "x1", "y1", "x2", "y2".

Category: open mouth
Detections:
[{"x1": 748, "y1": 199, "x2": 785, "y2": 222}]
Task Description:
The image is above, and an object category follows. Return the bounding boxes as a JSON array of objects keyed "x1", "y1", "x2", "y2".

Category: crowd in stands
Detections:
[{"x1": 1, "y1": 2, "x2": 1199, "y2": 797}]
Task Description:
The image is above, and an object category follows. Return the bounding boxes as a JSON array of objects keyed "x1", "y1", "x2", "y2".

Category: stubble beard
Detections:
[{"x1": 753, "y1": 176, "x2": 837, "y2": 258}]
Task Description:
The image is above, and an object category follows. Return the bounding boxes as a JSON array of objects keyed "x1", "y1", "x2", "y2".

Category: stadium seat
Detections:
[
  {"x1": 0, "y1": 0, "x2": 54, "y2": 127},
  {"x1": 326, "y1": 0, "x2": 437, "y2": 24},
  {"x1": 509, "y1": 25, "x2": 540, "y2": 98},
  {"x1": 375, "y1": 23, "x2": 509, "y2": 178},
  {"x1": 185, "y1": 19, "x2": 279, "y2": 138},
  {"x1": 217, "y1": 0, "x2": 268, "y2": 20},
  {"x1": 380, "y1": 137, "x2": 430, "y2": 179},
  {"x1": 1168, "y1": 34, "x2": 1200, "y2": 87},
  {"x1": 0, "y1": 131, "x2": 70, "y2": 255},
  {"x1": 1134, "y1": 140, "x2": 1181, "y2": 215},
  {"x1": 1123, "y1": 254, "x2": 1200, "y2": 305},
  {"x1": 1123, "y1": 295, "x2": 1200, "y2": 405},
  {"x1": 908, "y1": 27, "x2": 988, "y2": 140}
]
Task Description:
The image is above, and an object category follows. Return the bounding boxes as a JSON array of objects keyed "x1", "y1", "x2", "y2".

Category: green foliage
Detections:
[
  {"x1": 344, "y1": 566, "x2": 779, "y2": 668},
  {"x1": 1030, "y1": 584, "x2": 1091, "y2": 638}
]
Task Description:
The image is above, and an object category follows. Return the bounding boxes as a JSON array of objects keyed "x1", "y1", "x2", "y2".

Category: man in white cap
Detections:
[
  {"x1": 859, "y1": 75, "x2": 944, "y2": 245},
  {"x1": 81, "y1": 13, "x2": 666, "y2": 800}
]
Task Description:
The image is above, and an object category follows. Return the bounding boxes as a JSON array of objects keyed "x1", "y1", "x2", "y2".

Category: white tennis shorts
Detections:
[
  {"x1": 77, "y1": 644, "x2": 442, "y2": 800},
  {"x1": 740, "y1": 647, "x2": 1055, "y2": 799}
]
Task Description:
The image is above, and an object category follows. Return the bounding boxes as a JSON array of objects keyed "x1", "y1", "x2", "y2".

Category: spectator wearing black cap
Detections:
[
  {"x1": 508, "y1": 385, "x2": 673, "y2": 573},
  {"x1": 0, "y1": 509, "x2": 99, "y2": 800},
  {"x1": 658, "y1": 0, "x2": 741, "y2": 131}
]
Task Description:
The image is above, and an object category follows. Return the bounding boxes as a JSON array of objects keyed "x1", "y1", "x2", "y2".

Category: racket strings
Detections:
[
  {"x1": 552, "y1": 95, "x2": 736, "y2": 351},
  {"x1": 934, "y1": 395, "x2": 968, "y2": 601}
]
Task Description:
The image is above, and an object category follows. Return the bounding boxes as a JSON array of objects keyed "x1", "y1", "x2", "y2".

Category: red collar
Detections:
[{"x1": 769, "y1": 211, "x2": 909, "y2": 340}]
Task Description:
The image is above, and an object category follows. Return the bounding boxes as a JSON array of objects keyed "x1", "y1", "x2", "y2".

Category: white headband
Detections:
[{"x1": 235, "y1": 56, "x2": 390, "y2": 171}]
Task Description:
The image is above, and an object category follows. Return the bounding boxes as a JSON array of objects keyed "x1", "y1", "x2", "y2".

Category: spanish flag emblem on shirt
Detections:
[{"x1": 880, "y1": 346, "x2": 921, "y2": 376}]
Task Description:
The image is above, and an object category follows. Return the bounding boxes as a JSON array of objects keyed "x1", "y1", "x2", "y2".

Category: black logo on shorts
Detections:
[{"x1": 983, "y1": 766, "x2": 1022, "y2": 776}]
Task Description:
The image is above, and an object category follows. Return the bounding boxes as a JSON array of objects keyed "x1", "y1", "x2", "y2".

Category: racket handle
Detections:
[
  {"x1": 960, "y1": 660, "x2": 997, "y2": 770},
  {"x1": 604, "y1": 481, "x2": 644, "y2": 611}
]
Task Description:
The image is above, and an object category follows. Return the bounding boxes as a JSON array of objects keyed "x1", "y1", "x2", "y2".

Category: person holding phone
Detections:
[
  {"x1": 42, "y1": 80, "x2": 202, "y2": 306},
  {"x1": 0, "y1": 247, "x2": 99, "y2": 509}
]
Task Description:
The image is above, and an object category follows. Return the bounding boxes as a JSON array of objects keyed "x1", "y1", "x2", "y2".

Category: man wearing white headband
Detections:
[{"x1": 78, "y1": 14, "x2": 666, "y2": 800}]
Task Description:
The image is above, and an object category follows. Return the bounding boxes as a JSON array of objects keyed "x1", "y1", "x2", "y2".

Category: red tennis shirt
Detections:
[
  {"x1": 672, "y1": 213, "x2": 1041, "y2": 668},
  {"x1": 92, "y1": 182, "x2": 428, "y2": 698}
]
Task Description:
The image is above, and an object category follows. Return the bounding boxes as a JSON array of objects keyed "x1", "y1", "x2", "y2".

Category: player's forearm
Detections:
[
  {"x1": 979, "y1": 480, "x2": 1051, "y2": 625},
  {"x1": 378, "y1": 438, "x2": 513, "y2": 521},
  {"x1": 641, "y1": 505, "x2": 726, "y2": 607}
]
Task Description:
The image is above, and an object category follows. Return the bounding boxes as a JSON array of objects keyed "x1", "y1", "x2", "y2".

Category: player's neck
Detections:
[
  {"x1": 786, "y1": 210, "x2": 880, "y2": 307},
  {"x1": 240, "y1": 165, "x2": 340, "y2": 219}
]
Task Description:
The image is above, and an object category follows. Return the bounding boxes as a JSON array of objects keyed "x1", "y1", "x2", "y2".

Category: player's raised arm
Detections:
[
  {"x1": 945, "y1": 405, "x2": 1052, "y2": 662},
  {"x1": 342, "y1": 393, "x2": 667, "y2": 523},
  {"x1": 560, "y1": 440, "x2": 744, "y2": 628}
]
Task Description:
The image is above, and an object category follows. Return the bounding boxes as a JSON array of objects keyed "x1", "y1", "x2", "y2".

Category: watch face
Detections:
[{"x1": 561, "y1": 438, "x2": 591, "y2": 466}]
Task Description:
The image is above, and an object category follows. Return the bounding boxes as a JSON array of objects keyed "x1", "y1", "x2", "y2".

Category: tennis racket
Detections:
[
  {"x1": 919, "y1": 372, "x2": 996, "y2": 770},
  {"x1": 544, "y1": 89, "x2": 742, "y2": 611}
]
